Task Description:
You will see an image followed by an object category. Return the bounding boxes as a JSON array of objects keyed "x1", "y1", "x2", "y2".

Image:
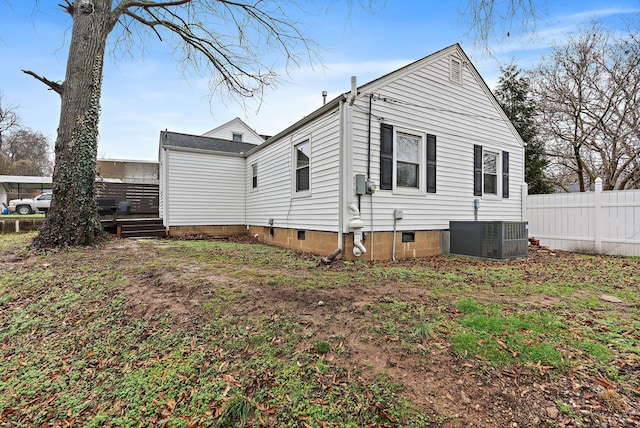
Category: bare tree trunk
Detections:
[
  {"x1": 34, "y1": 1, "x2": 114, "y2": 248},
  {"x1": 573, "y1": 144, "x2": 586, "y2": 192}
]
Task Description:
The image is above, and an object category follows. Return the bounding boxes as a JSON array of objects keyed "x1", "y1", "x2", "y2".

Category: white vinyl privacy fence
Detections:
[{"x1": 525, "y1": 178, "x2": 640, "y2": 256}]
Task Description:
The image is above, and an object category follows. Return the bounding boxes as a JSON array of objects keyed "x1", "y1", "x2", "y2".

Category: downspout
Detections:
[
  {"x1": 367, "y1": 94, "x2": 374, "y2": 261},
  {"x1": 337, "y1": 99, "x2": 344, "y2": 255},
  {"x1": 367, "y1": 94, "x2": 372, "y2": 177},
  {"x1": 346, "y1": 76, "x2": 366, "y2": 257},
  {"x1": 349, "y1": 203, "x2": 366, "y2": 256}
]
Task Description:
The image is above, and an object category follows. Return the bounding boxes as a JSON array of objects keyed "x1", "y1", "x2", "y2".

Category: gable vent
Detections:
[{"x1": 450, "y1": 57, "x2": 462, "y2": 84}]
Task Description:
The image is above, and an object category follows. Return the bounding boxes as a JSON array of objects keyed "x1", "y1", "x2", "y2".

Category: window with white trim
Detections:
[
  {"x1": 232, "y1": 132, "x2": 243, "y2": 142},
  {"x1": 396, "y1": 132, "x2": 421, "y2": 188},
  {"x1": 473, "y1": 145, "x2": 510, "y2": 198},
  {"x1": 483, "y1": 151, "x2": 498, "y2": 195},
  {"x1": 295, "y1": 140, "x2": 310, "y2": 193},
  {"x1": 380, "y1": 123, "x2": 437, "y2": 193},
  {"x1": 251, "y1": 163, "x2": 258, "y2": 188}
]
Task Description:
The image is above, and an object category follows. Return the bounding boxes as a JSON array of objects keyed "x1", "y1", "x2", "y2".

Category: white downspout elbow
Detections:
[{"x1": 348, "y1": 203, "x2": 366, "y2": 257}]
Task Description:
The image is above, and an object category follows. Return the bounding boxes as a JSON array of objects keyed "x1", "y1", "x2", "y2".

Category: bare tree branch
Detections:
[
  {"x1": 112, "y1": 1, "x2": 319, "y2": 99},
  {"x1": 531, "y1": 21, "x2": 640, "y2": 190},
  {"x1": 461, "y1": 0, "x2": 540, "y2": 51},
  {"x1": 21, "y1": 70, "x2": 63, "y2": 95},
  {"x1": 58, "y1": 0, "x2": 74, "y2": 15}
]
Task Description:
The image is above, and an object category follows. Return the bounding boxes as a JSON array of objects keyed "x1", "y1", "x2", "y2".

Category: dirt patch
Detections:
[
  {"x1": 95, "y1": 239, "x2": 639, "y2": 427},
  {"x1": 3, "y1": 237, "x2": 629, "y2": 426}
]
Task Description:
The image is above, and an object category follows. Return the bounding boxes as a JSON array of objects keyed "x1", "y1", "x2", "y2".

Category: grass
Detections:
[
  {"x1": 1, "y1": 232, "x2": 639, "y2": 426},
  {"x1": 0, "y1": 213, "x2": 45, "y2": 219}
]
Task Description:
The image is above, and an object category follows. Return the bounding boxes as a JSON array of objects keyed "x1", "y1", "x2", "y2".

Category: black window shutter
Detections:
[
  {"x1": 473, "y1": 144, "x2": 482, "y2": 196},
  {"x1": 380, "y1": 123, "x2": 394, "y2": 190},
  {"x1": 426, "y1": 134, "x2": 436, "y2": 193},
  {"x1": 502, "y1": 151, "x2": 509, "y2": 198}
]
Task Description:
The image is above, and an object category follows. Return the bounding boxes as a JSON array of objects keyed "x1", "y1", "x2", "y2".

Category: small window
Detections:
[
  {"x1": 483, "y1": 152, "x2": 498, "y2": 195},
  {"x1": 251, "y1": 163, "x2": 258, "y2": 188},
  {"x1": 450, "y1": 57, "x2": 462, "y2": 83},
  {"x1": 396, "y1": 133, "x2": 420, "y2": 188},
  {"x1": 295, "y1": 140, "x2": 310, "y2": 192},
  {"x1": 232, "y1": 133, "x2": 243, "y2": 142},
  {"x1": 401, "y1": 232, "x2": 415, "y2": 243},
  {"x1": 297, "y1": 230, "x2": 306, "y2": 240}
]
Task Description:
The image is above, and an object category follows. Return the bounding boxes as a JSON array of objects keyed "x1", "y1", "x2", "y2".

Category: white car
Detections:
[{"x1": 8, "y1": 193, "x2": 52, "y2": 215}]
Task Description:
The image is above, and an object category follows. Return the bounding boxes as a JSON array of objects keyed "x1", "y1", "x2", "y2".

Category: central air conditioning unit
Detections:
[{"x1": 449, "y1": 221, "x2": 529, "y2": 260}]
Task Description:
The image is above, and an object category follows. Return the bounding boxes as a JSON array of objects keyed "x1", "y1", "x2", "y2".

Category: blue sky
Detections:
[{"x1": 0, "y1": 1, "x2": 638, "y2": 161}]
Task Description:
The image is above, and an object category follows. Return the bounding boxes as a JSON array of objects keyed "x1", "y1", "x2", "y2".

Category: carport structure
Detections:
[{"x1": 0, "y1": 175, "x2": 52, "y2": 206}]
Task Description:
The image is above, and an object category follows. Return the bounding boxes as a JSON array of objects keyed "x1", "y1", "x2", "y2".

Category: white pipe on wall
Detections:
[
  {"x1": 337, "y1": 100, "x2": 345, "y2": 252},
  {"x1": 348, "y1": 203, "x2": 366, "y2": 256},
  {"x1": 348, "y1": 76, "x2": 357, "y2": 106}
]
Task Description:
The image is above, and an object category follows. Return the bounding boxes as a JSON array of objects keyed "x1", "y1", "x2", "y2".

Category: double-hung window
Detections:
[
  {"x1": 483, "y1": 152, "x2": 498, "y2": 195},
  {"x1": 474, "y1": 145, "x2": 509, "y2": 198},
  {"x1": 396, "y1": 133, "x2": 420, "y2": 188},
  {"x1": 380, "y1": 123, "x2": 436, "y2": 193},
  {"x1": 251, "y1": 163, "x2": 258, "y2": 189},
  {"x1": 295, "y1": 140, "x2": 310, "y2": 193}
]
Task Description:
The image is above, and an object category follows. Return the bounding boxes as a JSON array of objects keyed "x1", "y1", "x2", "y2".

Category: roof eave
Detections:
[{"x1": 246, "y1": 95, "x2": 344, "y2": 156}]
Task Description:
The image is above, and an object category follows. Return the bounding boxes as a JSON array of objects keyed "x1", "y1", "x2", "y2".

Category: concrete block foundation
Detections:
[{"x1": 169, "y1": 224, "x2": 442, "y2": 261}]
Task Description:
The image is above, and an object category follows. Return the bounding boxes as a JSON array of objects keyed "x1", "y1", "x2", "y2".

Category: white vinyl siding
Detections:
[
  {"x1": 159, "y1": 148, "x2": 166, "y2": 222},
  {"x1": 351, "y1": 46, "x2": 524, "y2": 232},
  {"x1": 245, "y1": 109, "x2": 341, "y2": 231},
  {"x1": 164, "y1": 149, "x2": 245, "y2": 226}
]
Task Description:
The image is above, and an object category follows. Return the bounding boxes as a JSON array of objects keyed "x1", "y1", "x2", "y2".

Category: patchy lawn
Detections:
[{"x1": 1, "y1": 233, "x2": 638, "y2": 427}]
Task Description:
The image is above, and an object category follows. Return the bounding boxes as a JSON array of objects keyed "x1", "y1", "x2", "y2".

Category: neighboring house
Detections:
[{"x1": 159, "y1": 44, "x2": 526, "y2": 260}]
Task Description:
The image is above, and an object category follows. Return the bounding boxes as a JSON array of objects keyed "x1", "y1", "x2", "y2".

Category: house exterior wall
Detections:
[
  {"x1": 163, "y1": 149, "x2": 246, "y2": 226},
  {"x1": 244, "y1": 108, "x2": 342, "y2": 232},
  {"x1": 159, "y1": 45, "x2": 525, "y2": 260},
  {"x1": 159, "y1": 148, "x2": 166, "y2": 221},
  {"x1": 349, "y1": 48, "x2": 524, "y2": 233}
]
